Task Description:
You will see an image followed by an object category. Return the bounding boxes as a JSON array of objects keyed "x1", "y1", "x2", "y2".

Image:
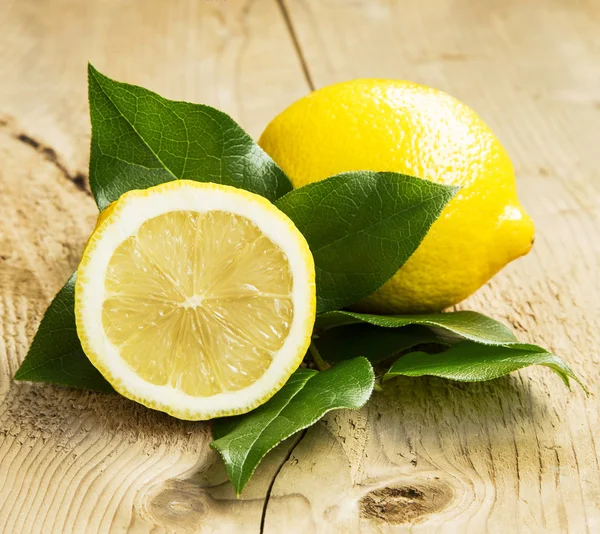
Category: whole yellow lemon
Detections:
[{"x1": 259, "y1": 79, "x2": 535, "y2": 314}]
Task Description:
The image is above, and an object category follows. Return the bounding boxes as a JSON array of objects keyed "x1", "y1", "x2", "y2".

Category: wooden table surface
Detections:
[{"x1": 1, "y1": 0, "x2": 599, "y2": 532}]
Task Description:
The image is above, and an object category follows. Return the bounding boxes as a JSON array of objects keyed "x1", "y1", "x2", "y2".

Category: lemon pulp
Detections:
[{"x1": 101, "y1": 210, "x2": 294, "y2": 397}]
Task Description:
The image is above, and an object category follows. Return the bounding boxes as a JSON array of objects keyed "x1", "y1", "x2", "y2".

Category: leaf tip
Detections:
[
  {"x1": 87, "y1": 63, "x2": 108, "y2": 87},
  {"x1": 13, "y1": 352, "x2": 34, "y2": 381},
  {"x1": 570, "y1": 373, "x2": 589, "y2": 396},
  {"x1": 13, "y1": 370, "x2": 25, "y2": 381},
  {"x1": 233, "y1": 478, "x2": 246, "y2": 498},
  {"x1": 449, "y1": 184, "x2": 461, "y2": 197}
]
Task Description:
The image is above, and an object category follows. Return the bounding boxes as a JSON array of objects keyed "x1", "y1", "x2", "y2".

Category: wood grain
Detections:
[
  {"x1": 1, "y1": 0, "x2": 599, "y2": 532},
  {"x1": 0, "y1": 0, "x2": 309, "y2": 177}
]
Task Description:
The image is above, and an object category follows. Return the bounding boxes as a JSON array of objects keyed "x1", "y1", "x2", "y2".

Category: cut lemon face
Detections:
[{"x1": 75, "y1": 180, "x2": 316, "y2": 420}]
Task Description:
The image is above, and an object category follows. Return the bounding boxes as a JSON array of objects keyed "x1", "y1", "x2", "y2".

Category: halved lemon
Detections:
[{"x1": 75, "y1": 180, "x2": 316, "y2": 420}]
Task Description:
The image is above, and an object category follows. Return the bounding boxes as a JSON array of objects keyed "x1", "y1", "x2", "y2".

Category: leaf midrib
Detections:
[
  {"x1": 310, "y1": 192, "x2": 444, "y2": 256},
  {"x1": 90, "y1": 68, "x2": 179, "y2": 181},
  {"x1": 229, "y1": 371, "x2": 316, "y2": 488},
  {"x1": 13, "y1": 347, "x2": 86, "y2": 379}
]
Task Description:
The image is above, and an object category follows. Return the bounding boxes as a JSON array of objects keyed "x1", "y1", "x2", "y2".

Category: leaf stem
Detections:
[{"x1": 309, "y1": 342, "x2": 331, "y2": 371}]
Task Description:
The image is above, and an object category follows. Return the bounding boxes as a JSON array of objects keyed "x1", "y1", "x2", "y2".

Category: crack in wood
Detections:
[
  {"x1": 275, "y1": 0, "x2": 315, "y2": 91},
  {"x1": 0, "y1": 115, "x2": 91, "y2": 197},
  {"x1": 260, "y1": 429, "x2": 308, "y2": 533}
]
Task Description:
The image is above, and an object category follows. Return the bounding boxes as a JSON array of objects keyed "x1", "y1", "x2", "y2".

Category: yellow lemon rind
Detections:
[{"x1": 75, "y1": 180, "x2": 316, "y2": 421}]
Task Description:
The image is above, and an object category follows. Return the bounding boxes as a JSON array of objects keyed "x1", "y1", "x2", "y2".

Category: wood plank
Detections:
[
  {"x1": 0, "y1": 0, "x2": 310, "y2": 532},
  {"x1": 3, "y1": 0, "x2": 600, "y2": 532},
  {"x1": 264, "y1": 0, "x2": 600, "y2": 531}
]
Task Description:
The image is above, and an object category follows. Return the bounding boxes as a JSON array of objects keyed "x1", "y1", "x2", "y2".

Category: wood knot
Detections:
[
  {"x1": 359, "y1": 479, "x2": 454, "y2": 525},
  {"x1": 147, "y1": 481, "x2": 211, "y2": 528}
]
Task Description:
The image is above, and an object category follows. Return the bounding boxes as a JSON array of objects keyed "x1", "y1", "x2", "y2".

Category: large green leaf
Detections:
[
  {"x1": 384, "y1": 341, "x2": 583, "y2": 389},
  {"x1": 13, "y1": 274, "x2": 113, "y2": 392},
  {"x1": 211, "y1": 357, "x2": 374, "y2": 495},
  {"x1": 88, "y1": 64, "x2": 292, "y2": 209},
  {"x1": 276, "y1": 171, "x2": 457, "y2": 314},
  {"x1": 316, "y1": 310, "x2": 518, "y2": 345}
]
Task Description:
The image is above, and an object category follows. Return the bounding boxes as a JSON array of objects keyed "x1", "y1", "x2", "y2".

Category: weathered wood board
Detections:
[{"x1": 1, "y1": 0, "x2": 598, "y2": 532}]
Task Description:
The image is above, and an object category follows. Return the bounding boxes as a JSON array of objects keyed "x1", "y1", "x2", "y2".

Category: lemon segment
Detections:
[{"x1": 75, "y1": 181, "x2": 315, "y2": 420}]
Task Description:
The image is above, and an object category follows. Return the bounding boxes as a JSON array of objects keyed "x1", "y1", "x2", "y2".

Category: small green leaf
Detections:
[
  {"x1": 384, "y1": 341, "x2": 584, "y2": 389},
  {"x1": 316, "y1": 310, "x2": 518, "y2": 345},
  {"x1": 14, "y1": 273, "x2": 113, "y2": 392},
  {"x1": 276, "y1": 171, "x2": 457, "y2": 313},
  {"x1": 211, "y1": 357, "x2": 375, "y2": 495},
  {"x1": 88, "y1": 64, "x2": 292, "y2": 209},
  {"x1": 315, "y1": 324, "x2": 447, "y2": 364}
]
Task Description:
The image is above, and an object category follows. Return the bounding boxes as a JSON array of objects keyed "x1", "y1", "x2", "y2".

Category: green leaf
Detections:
[
  {"x1": 315, "y1": 324, "x2": 447, "y2": 364},
  {"x1": 276, "y1": 171, "x2": 457, "y2": 313},
  {"x1": 88, "y1": 64, "x2": 292, "y2": 209},
  {"x1": 14, "y1": 273, "x2": 113, "y2": 392},
  {"x1": 211, "y1": 357, "x2": 375, "y2": 495},
  {"x1": 316, "y1": 310, "x2": 518, "y2": 345},
  {"x1": 384, "y1": 341, "x2": 584, "y2": 389}
]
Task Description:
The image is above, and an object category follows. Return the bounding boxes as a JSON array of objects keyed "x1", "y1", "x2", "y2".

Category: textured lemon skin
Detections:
[
  {"x1": 75, "y1": 180, "x2": 316, "y2": 421},
  {"x1": 259, "y1": 79, "x2": 535, "y2": 313}
]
